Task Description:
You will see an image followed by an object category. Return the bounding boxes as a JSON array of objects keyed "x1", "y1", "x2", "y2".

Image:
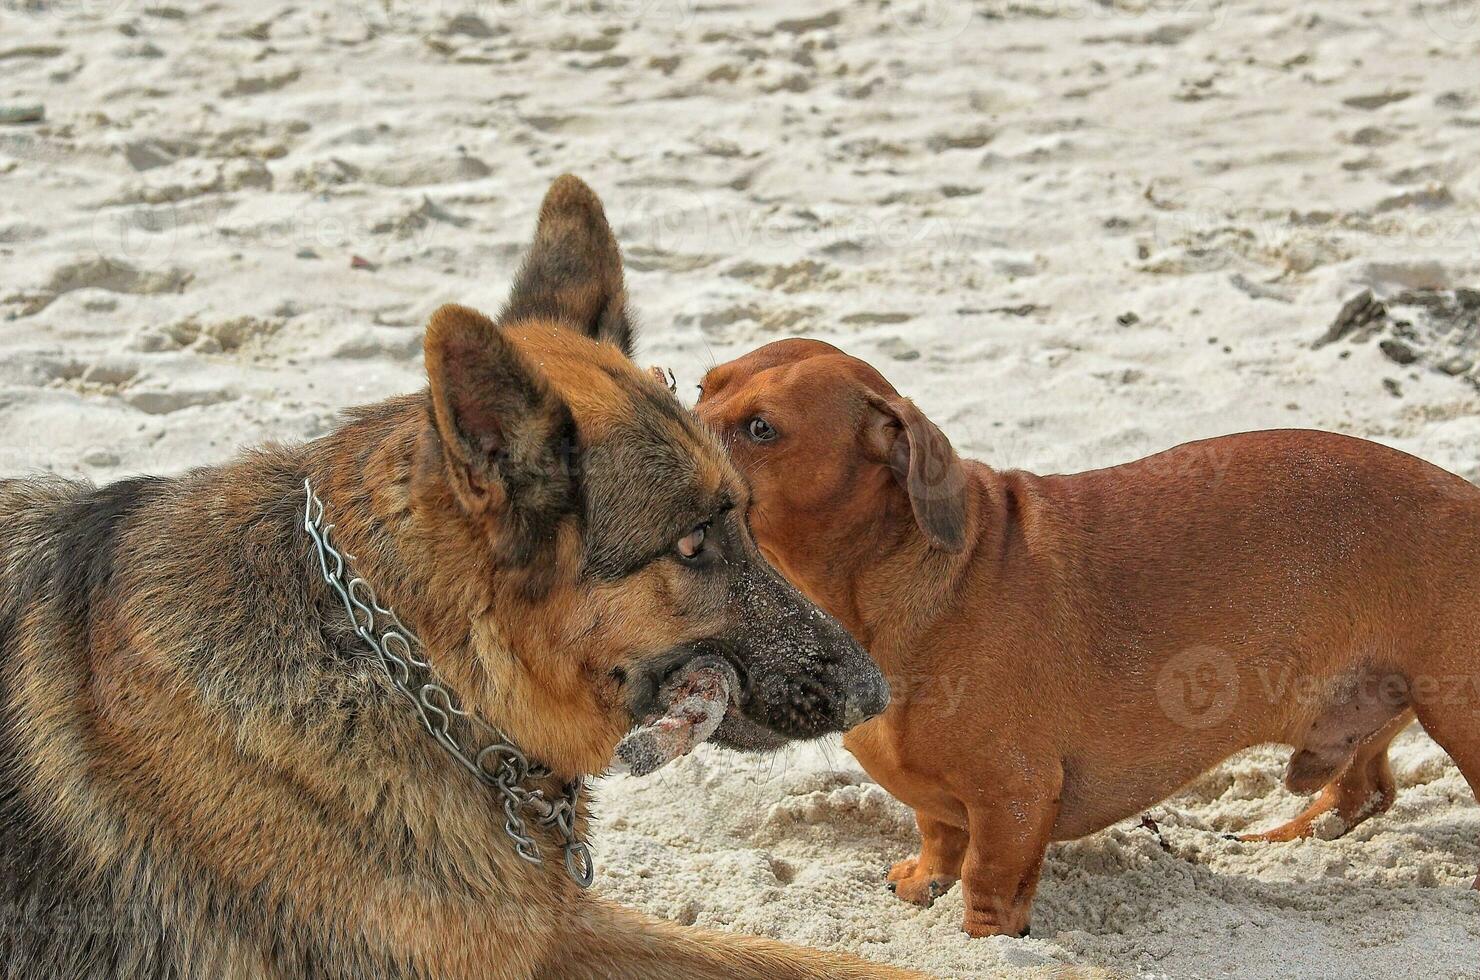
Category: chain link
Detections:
[{"x1": 303, "y1": 480, "x2": 594, "y2": 888}]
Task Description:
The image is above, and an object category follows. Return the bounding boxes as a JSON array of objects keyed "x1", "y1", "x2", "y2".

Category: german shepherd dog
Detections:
[{"x1": 0, "y1": 177, "x2": 917, "y2": 980}]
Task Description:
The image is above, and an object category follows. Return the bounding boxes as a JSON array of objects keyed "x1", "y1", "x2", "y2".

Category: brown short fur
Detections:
[
  {"x1": 0, "y1": 183, "x2": 915, "y2": 980},
  {"x1": 697, "y1": 337, "x2": 1480, "y2": 937}
]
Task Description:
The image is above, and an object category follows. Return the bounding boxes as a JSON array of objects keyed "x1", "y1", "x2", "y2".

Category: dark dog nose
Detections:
[
  {"x1": 803, "y1": 597, "x2": 889, "y2": 730},
  {"x1": 843, "y1": 666, "x2": 890, "y2": 728},
  {"x1": 723, "y1": 545, "x2": 892, "y2": 741}
]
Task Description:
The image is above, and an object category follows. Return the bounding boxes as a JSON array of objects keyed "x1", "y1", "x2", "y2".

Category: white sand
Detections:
[{"x1": 3, "y1": 0, "x2": 1479, "y2": 976}]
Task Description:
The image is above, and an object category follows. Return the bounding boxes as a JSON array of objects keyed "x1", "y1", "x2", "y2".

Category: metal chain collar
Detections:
[{"x1": 303, "y1": 479, "x2": 594, "y2": 888}]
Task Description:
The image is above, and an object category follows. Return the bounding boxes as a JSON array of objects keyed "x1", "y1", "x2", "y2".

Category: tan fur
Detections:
[
  {"x1": 698, "y1": 337, "x2": 1480, "y2": 937},
  {"x1": 0, "y1": 183, "x2": 919, "y2": 979}
]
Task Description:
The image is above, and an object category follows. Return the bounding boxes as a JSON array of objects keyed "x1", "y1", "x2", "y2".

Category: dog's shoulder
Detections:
[
  {"x1": 0, "y1": 474, "x2": 181, "y2": 977},
  {"x1": 0, "y1": 476, "x2": 88, "y2": 603}
]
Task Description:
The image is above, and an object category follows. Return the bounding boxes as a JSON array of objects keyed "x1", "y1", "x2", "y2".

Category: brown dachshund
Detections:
[{"x1": 697, "y1": 337, "x2": 1480, "y2": 938}]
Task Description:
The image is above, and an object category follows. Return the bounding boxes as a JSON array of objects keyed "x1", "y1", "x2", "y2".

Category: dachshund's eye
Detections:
[
  {"x1": 747, "y1": 417, "x2": 777, "y2": 442},
  {"x1": 676, "y1": 523, "x2": 708, "y2": 561}
]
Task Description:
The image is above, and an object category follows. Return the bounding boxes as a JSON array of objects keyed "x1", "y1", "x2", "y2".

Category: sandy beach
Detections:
[{"x1": 2, "y1": 0, "x2": 1478, "y2": 976}]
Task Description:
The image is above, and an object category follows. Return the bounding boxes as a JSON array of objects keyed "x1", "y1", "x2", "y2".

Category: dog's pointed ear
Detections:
[
  {"x1": 864, "y1": 394, "x2": 968, "y2": 552},
  {"x1": 424, "y1": 304, "x2": 578, "y2": 540},
  {"x1": 498, "y1": 174, "x2": 635, "y2": 357}
]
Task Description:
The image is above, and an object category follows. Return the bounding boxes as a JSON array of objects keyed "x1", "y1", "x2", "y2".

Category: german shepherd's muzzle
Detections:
[
  {"x1": 623, "y1": 534, "x2": 889, "y2": 753},
  {"x1": 0, "y1": 176, "x2": 906, "y2": 980},
  {"x1": 568, "y1": 354, "x2": 888, "y2": 752}
]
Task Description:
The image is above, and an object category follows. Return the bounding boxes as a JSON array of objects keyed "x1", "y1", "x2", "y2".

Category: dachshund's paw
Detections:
[
  {"x1": 885, "y1": 856, "x2": 919, "y2": 883},
  {"x1": 962, "y1": 909, "x2": 1030, "y2": 938},
  {"x1": 888, "y1": 872, "x2": 957, "y2": 907}
]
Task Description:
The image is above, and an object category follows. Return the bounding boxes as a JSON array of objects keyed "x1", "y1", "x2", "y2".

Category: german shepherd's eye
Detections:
[
  {"x1": 676, "y1": 523, "x2": 708, "y2": 562},
  {"x1": 747, "y1": 417, "x2": 777, "y2": 442}
]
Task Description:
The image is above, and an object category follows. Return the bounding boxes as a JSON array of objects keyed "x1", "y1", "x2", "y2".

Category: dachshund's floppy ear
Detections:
[
  {"x1": 864, "y1": 394, "x2": 968, "y2": 552},
  {"x1": 498, "y1": 174, "x2": 635, "y2": 357}
]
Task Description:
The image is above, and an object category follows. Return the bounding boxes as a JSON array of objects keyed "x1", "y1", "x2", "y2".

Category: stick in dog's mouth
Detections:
[{"x1": 611, "y1": 655, "x2": 740, "y2": 776}]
